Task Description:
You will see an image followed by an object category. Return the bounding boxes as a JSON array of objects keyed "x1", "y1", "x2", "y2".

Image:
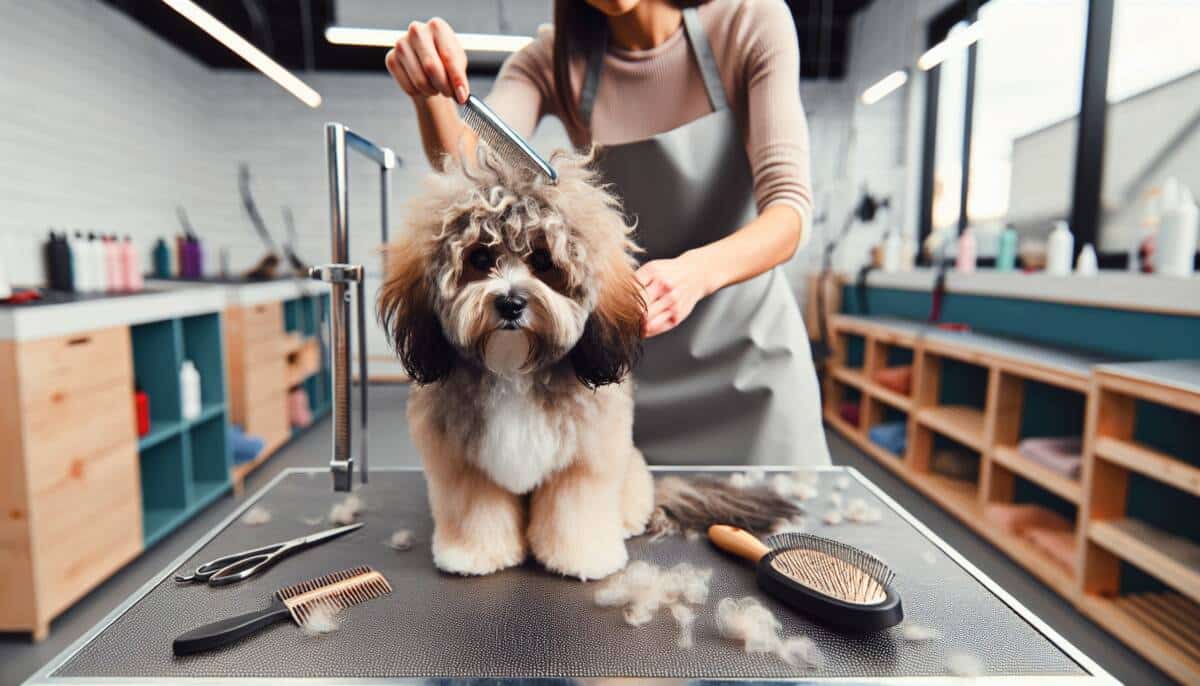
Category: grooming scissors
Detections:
[{"x1": 174, "y1": 522, "x2": 365, "y2": 586}]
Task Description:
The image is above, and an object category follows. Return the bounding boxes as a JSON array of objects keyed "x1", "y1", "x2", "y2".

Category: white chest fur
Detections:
[{"x1": 473, "y1": 378, "x2": 577, "y2": 494}]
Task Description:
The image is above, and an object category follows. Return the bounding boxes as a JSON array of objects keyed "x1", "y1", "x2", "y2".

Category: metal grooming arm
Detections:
[{"x1": 311, "y1": 123, "x2": 396, "y2": 492}]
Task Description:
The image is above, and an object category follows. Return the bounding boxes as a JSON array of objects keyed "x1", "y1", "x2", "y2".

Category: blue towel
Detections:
[
  {"x1": 229, "y1": 425, "x2": 265, "y2": 464},
  {"x1": 869, "y1": 421, "x2": 907, "y2": 455}
]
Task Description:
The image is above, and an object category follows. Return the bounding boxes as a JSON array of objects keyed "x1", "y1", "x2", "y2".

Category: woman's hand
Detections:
[
  {"x1": 636, "y1": 252, "x2": 718, "y2": 338},
  {"x1": 385, "y1": 18, "x2": 470, "y2": 104}
]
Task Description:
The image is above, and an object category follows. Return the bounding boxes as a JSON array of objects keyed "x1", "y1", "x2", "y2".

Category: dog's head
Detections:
[{"x1": 379, "y1": 146, "x2": 644, "y2": 387}]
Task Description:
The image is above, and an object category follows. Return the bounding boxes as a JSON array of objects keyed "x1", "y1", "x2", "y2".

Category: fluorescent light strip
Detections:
[
  {"x1": 861, "y1": 70, "x2": 908, "y2": 105},
  {"x1": 325, "y1": 26, "x2": 533, "y2": 53},
  {"x1": 918, "y1": 19, "x2": 985, "y2": 71},
  {"x1": 162, "y1": 0, "x2": 321, "y2": 107}
]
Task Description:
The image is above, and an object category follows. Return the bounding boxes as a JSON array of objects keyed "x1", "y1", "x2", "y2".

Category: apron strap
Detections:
[
  {"x1": 578, "y1": 6, "x2": 729, "y2": 128},
  {"x1": 681, "y1": 7, "x2": 730, "y2": 112},
  {"x1": 579, "y1": 34, "x2": 606, "y2": 129}
]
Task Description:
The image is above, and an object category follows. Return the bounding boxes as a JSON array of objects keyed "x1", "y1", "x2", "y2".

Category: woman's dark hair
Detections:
[{"x1": 552, "y1": 1, "x2": 704, "y2": 136}]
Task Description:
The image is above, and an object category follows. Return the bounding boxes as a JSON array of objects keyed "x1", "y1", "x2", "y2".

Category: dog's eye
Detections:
[
  {"x1": 468, "y1": 247, "x2": 494, "y2": 271},
  {"x1": 529, "y1": 248, "x2": 554, "y2": 273}
]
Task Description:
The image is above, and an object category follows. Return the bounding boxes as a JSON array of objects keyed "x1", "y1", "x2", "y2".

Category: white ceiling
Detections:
[{"x1": 335, "y1": 0, "x2": 552, "y2": 36}]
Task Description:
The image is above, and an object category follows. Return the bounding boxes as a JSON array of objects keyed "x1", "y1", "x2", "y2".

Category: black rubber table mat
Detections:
[{"x1": 51, "y1": 468, "x2": 1094, "y2": 681}]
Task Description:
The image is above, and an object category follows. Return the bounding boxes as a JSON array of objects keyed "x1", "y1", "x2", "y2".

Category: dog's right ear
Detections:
[{"x1": 377, "y1": 242, "x2": 455, "y2": 384}]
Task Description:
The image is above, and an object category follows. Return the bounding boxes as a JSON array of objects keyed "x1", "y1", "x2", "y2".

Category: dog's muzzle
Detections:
[{"x1": 494, "y1": 294, "x2": 527, "y2": 327}]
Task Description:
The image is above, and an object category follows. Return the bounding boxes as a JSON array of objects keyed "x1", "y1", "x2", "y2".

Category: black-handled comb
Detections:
[{"x1": 173, "y1": 566, "x2": 391, "y2": 656}]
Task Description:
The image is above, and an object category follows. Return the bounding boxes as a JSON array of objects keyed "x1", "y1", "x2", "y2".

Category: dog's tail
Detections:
[{"x1": 647, "y1": 475, "x2": 804, "y2": 538}]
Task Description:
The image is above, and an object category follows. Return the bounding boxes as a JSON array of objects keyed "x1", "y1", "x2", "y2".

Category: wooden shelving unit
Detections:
[
  {"x1": 1078, "y1": 361, "x2": 1200, "y2": 684},
  {"x1": 824, "y1": 317, "x2": 1200, "y2": 683}
]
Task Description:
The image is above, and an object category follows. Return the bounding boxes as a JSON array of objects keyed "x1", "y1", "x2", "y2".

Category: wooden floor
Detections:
[{"x1": 0, "y1": 387, "x2": 1175, "y2": 685}]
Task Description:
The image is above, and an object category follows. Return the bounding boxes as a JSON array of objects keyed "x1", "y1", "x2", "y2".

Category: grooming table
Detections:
[{"x1": 26, "y1": 467, "x2": 1115, "y2": 685}]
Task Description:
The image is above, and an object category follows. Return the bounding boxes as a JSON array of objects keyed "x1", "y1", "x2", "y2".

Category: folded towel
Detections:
[
  {"x1": 983, "y1": 503, "x2": 1072, "y2": 536},
  {"x1": 229, "y1": 425, "x2": 265, "y2": 465},
  {"x1": 868, "y1": 421, "x2": 907, "y2": 455},
  {"x1": 1018, "y1": 436, "x2": 1083, "y2": 479},
  {"x1": 931, "y1": 448, "x2": 979, "y2": 482},
  {"x1": 873, "y1": 365, "x2": 913, "y2": 396},
  {"x1": 1024, "y1": 527, "x2": 1078, "y2": 572}
]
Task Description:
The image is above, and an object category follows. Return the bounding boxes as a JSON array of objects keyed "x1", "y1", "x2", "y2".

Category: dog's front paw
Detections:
[
  {"x1": 432, "y1": 534, "x2": 526, "y2": 576},
  {"x1": 530, "y1": 531, "x2": 628, "y2": 581}
]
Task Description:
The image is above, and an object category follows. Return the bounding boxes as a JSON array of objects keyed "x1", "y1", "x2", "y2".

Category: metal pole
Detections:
[{"x1": 324, "y1": 123, "x2": 354, "y2": 492}]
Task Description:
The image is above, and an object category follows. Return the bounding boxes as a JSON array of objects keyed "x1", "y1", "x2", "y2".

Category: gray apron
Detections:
[{"x1": 581, "y1": 8, "x2": 830, "y2": 466}]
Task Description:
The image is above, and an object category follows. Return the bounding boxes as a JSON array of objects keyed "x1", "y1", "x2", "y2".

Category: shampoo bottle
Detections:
[
  {"x1": 105, "y1": 234, "x2": 124, "y2": 292},
  {"x1": 1157, "y1": 181, "x2": 1198, "y2": 277},
  {"x1": 153, "y1": 238, "x2": 171, "y2": 279},
  {"x1": 996, "y1": 225, "x2": 1018, "y2": 271},
  {"x1": 882, "y1": 229, "x2": 902, "y2": 272},
  {"x1": 1046, "y1": 221, "x2": 1074, "y2": 276},
  {"x1": 180, "y1": 360, "x2": 202, "y2": 420},
  {"x1": 1076, "y1": 243, "x2": 1098, "y2": 276},
  {"x1": 123, "y1": 236, "x2": 143, "y2": 292},
  {"x1": 89, "y1": 233, "x2": 108, "y2": 293},
  {"x1": 955, "y1": 226, "x2": 977, "y2": 273},
  {"x1": 69, "y1": 232, "x2": 88, "y2": 292}
]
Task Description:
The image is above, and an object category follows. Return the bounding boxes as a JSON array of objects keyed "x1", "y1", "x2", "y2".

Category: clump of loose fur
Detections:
[
  {"x1": 670, "y1": 603, "x2": 697, "y2": 649},
  {"x1": 594, "y1": 561, "x2": 712, "y2": 627},
  {"x1": 945, "y1": 653, "x2": 984, "y2": 677},
  {"x1": 845, "y1": 497, "x2": 883, "y2": 524},
  {"x1": 649, "y1": 476, "x2": 804, "y2": 538},
  {"x1": 329, "y1": 494, "x2": 363, "y2": 525},
  {"x1": 299, "y1": 602, "x2": 341, "y2": 637},
  {"x1": 900, "y1": 623, "x2": 940, "y2": 642},
  {"x1": 241, "y1": 506, "x2": 272, "y2": 526},
  {"x1": 715, "y1": 597, "x2": 824, "y2": 668},
  {"x1": 386, "y1": 529, "x2": 415, "y2": 551}
]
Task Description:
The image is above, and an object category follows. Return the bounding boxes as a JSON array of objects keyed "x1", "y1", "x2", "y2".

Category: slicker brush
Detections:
[
  {"x1": 461, "y1": 94, "x2": 558, "y2": 184},
  {"x1": 173, "y1": 566, "x2": 391, "y2": 655},
  {"x1": 708, "y1": 525, "x2": 903, "y2": 632}
]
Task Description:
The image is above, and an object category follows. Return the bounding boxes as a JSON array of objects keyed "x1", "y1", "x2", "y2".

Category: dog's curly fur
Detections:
[
  {"x1": 378, "y1": 146, "x2": 652, "y2": 579},
  {"x1": 379, "y1": 145, "x2": 801, "y2": 580}
]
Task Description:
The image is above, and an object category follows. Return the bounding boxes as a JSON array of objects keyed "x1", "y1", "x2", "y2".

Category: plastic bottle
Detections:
[
  {"x1": 180, "y1": 360, "x2": 202, "y2": 420},
  {"x1": 955, "y1": 227, "x2": 977, "y2": 273},
  {"x1": 1045, "y1": 220, "x2": 1074, "y2": 276},
  {"x1": 0, "y1": 247, "x2": 10, "y2": 299},
  {"x1": 123, "y1": 236, "x2": 143, "y2": 292},
  {"x1": 153, "y1": 238, "x2": 171, "y2": 279},
  {"x1": 1156, "y1": 180, "x2": 1198, "y2": 277},
  {"x1": 88, "y1": 233, "x2": 108, "y2": 293},
  {"x1": 69, "y1": 232, "x2": 88, "y2": 292},
  {"x1": 105, "y1": 235, "x2": 124, "y2": 292},
  {"x1": 996, "y1": 225, "x2": 1018, "y2": 272},
  {"x1": 1076, "y1": 243, "x2": 1098, "y2": 276}
]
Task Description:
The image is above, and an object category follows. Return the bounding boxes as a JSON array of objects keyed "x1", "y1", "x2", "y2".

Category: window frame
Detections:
[{"x1": 916, "y1": 0, "x2": 1115, "y2": 262}]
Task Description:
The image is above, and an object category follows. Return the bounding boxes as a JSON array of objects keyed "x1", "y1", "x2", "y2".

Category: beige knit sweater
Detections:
[{"x1": 486, "y1": 0, "x2": 813, "y2": 238}]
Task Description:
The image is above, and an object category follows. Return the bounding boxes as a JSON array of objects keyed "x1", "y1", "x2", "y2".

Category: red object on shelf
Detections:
[
  {"x1": 874, "y1": 365, "x2": 913, "y2": 395},
  {"x1": 134, "y1": 390, "x2": 150, "y2": 437},
  {"x1": 839, "y1": 401, "x2": 860, "y2": 427},
  {"x1": 935, "y1": 322, "x2": 971, "y2": 333}
]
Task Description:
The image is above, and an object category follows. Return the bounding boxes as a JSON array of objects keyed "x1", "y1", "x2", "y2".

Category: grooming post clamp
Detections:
[{"x1": 312, "y1": 123, "x2": 396, "y2": 491}]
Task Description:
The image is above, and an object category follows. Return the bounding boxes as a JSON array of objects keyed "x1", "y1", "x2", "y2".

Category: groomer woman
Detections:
[{"x1": 388, "y1": 0, "x2": 830, "y2": 466}]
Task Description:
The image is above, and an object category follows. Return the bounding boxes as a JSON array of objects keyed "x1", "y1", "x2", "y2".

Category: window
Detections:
[
  {"x1": 967, "y1": 0, "x2": 1087, "y2": 241},
  {"x1": 1100, "y1": 0, "x2": 1200, "y2": 252},
  {"x1": 931, "y1": 21, "x2": 970, "y2": 234}
]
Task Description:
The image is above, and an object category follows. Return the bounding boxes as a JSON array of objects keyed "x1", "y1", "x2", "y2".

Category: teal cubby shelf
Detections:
[
  {"x1": 132, "y1": 312, "x2": 233, "y2": 549},
  {"x1": 284, "y1": 293, "x2": 332, "y2": 423}
]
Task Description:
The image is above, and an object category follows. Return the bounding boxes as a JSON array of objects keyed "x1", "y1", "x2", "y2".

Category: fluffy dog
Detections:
[{"x1": 379, "y1": 147, "x2": 800, "y2": 580}]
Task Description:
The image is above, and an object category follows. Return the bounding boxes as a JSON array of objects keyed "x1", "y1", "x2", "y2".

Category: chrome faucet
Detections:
[{"x1": 311, "y1": 123, "x2": 396, "y2": 492}]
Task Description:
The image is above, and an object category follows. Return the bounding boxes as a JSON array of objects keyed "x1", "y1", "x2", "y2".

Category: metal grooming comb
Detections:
[
  {"x1": 461, "y1": 94, "x2": 557, "y2": 184},
  {"x1": 709, "y1": 525, "x2": 903, "y2": 632},
  {"x1": 173, "y1": 566, "x2": 392, "y2": 655}
]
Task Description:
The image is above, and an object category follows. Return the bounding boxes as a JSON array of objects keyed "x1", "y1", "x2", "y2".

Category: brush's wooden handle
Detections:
[{"x1": 708, "y1": 524, "x2": 770, "y2": 562}]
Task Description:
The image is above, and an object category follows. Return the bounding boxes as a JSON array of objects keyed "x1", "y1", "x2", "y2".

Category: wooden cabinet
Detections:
[
  {"x1": 0, "y1": 326, "x2": 142, "y2": 640},
  {"x1": 224, "y1": 303, "x2": 291, "y2": 491}
]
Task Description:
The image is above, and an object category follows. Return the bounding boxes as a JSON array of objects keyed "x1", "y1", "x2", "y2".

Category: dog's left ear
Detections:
[
  {"x1": 377, "y1": 241, "x2": 456, "y2": 384},
  {"x1": 570, "y1": 262, "x2": 644, "y2": 388}
]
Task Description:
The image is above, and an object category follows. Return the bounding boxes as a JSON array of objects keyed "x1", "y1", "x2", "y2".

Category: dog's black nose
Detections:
[{"x1": 494, "y1": 294, "x2": 527, "y2": 321}]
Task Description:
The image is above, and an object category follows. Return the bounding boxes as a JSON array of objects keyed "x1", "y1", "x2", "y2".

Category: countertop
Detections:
[
  {"x1": 846, "y1": 268, "x2": 1200, "y2": 317},
  {"x1": 26, "y1": 467, "x2": 1116, "y2": 685},
  {"x1": 0, "y1": 279, "x2": 328, "y2": 341}
]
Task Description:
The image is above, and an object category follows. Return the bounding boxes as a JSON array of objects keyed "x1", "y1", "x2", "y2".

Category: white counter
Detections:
[
  {"x1": 0, "y1": 279, "x2": 330, "y2": 341},
  {"x1": 851, "y1": 268, "x2": 1200, "y2": 317}
]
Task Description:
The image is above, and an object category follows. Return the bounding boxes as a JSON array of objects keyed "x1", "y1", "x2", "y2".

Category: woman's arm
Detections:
[
  {"x1": 638, "y1": 1, "x2": 811, "y2": 338},
  {"x1": 638, "y1": 206, "x2": 803, "y2": 336}
]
